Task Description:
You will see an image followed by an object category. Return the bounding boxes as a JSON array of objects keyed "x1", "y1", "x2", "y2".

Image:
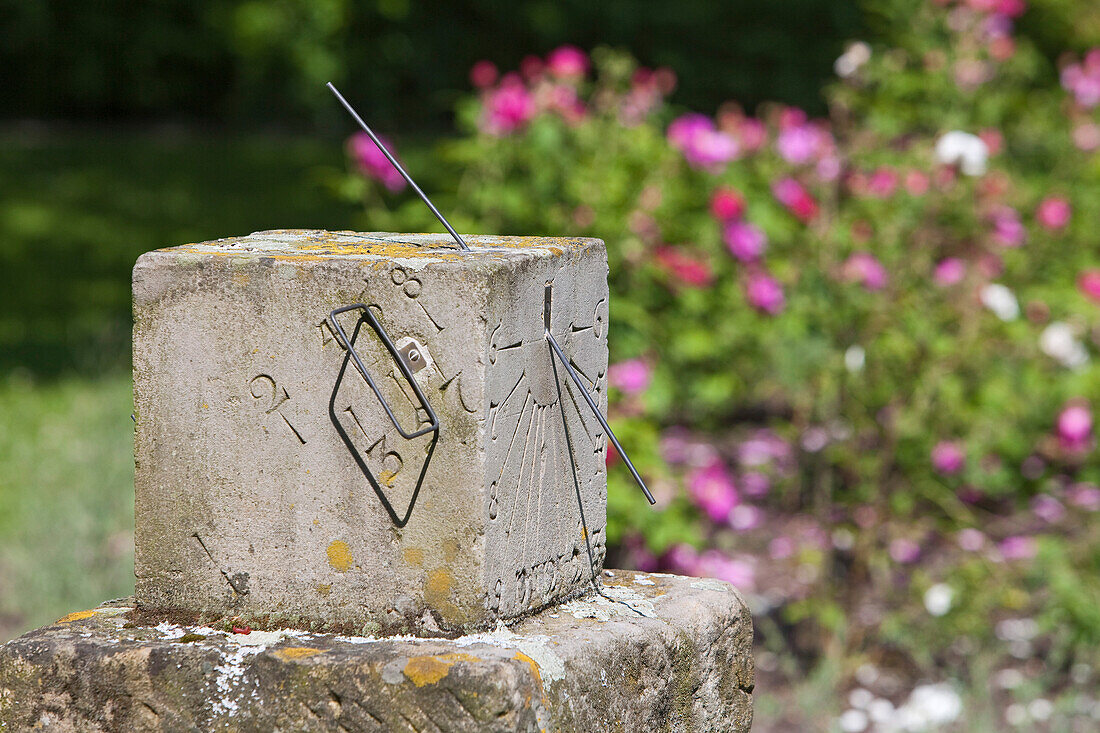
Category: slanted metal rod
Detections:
[
  {"x1": 326, "y1": 82, "x2": 471, "y2": 252},
  {"x1": 545, "y1": 330, "x2": 657, "y2": 505}
]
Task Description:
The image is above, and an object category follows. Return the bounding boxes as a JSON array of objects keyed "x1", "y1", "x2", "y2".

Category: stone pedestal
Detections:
[
  {"x1": 0, "y1": 571, "x2": 753, "y2": 732},
  {"x1": 133, "y1": 231, "x2": 610, "y2": 635}
]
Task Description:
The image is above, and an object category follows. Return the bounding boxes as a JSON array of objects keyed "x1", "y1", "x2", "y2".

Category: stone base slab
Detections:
[{"x1": 0, "y1": 570, "x2": 752, "y2": 732}]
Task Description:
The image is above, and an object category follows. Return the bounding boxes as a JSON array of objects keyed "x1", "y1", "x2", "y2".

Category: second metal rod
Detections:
[
  {"x1": 326, "y1": 82, "x2": 471, "y2": 252},
  {"x1": 546, "y1": 330, "x2": 657, "y2": 505}
]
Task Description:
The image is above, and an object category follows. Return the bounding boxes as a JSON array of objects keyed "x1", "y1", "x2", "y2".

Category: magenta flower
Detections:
[
  {"x1": 998, "y1": 535, "x2": 1037, "y2": 561},
  {"x1": 710, "y1": 187, "x2": 745, "y2": 221},
  {"x1": 545, "y1": 45, "x2": 589, "y2": 78},
  {"x1": 1068, "y1": 483, "x2": 1100, "y2": 511},
  {"x1": 740, "y1": 471, "x2": 771, "y2": 498},
  {"x1": 769, "y1": 536, "x2": 795, "y2": 560},
  {"x1": 654, "y1": 246, "x2": 714, "y2": 288},
  {"x1": 729, "y1": 504, "x2": 764, "y2": 531},
  {"x1": 737, "y1": 431, "x2": 791, "y2": 467},
  {"x1": 481, "y1": 74, "x2": 536, "y2": 135},
  {"x1": 1062, "y1": 50, "x2": 1100, "y2": 108},
  {"x1": 697, "y1": 550, "x2": 755, "y2": 590},
  {"x1": 889, "y1": 538, "x2": 921, "y2": 564},
  {"x1": 957, "y1": 528, "x2": 986, "y2": 552},
  {"x1": 1079, "y1": 270, "x2": 1100, "y2": 304},
  {"x1": 1056, "y1": 402, "x2": 1093, "y2": 451},
  {"x1": 933, "y1": 258, "x2": 966, "y2": 286},
  {"x1": 348, "y1": 133, "x2": 406, "y2": 191},
  {"x1": 469, "y1": 60, "x2": 498, "y2": 88},
  {"x1": 990, "y1": 206, "x2": 1026, "y2": 247},
  {"x1": 724, "y1": 221, "x2": 767, "y2": 262},
  {"x1": 1031, "y1": 494, "x2": 1065, "y2": 523},
  {"x1": 931, "y1": 441, "x2": 966, "y2": 475},
  {"x1": 772, "y1": 178, "x2": 818, "y2": 222},
  {"x1": 867, "y1": 167, "x2": 900, "y2": 198},
  {"x1": 744, "y1": 272, "x2": 785, "y2": 315},
  {"x1": 1036, "y1": 197, "x2": 1071, "y2": 230},
  {"x1": 735, "y1": 117, "x2": 768, "y2": 152},
  {"x1": 668, "y1": 114, "x2": 739, "y2": 170},
  {"x1": 687, "y1": 459, "x2": 740, "y2": 523},
  {"x1": 777, "y1": 123, "x2": 826, "y2": 164},
  {"x1": 842, "y1": 252, "x2": 888, "y2": 291},
  {"x1": 663, "y1": 543, "x2": 700, "y2": 575},
  {"x1": 608, "y1": 359, "x2": 651, "y2": 394}
]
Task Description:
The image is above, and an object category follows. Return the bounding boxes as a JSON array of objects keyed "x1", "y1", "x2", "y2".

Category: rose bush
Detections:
[{"x1": 336, "y1": 0, "x2": 1100, "y2": 698}]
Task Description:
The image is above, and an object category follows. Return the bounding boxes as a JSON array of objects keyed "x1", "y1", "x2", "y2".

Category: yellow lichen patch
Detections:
[
  {"x1": 403, "y1": 547, "x2": 425, "y2": 566},
  {"x1": 403, "y1": 653, "x2": 480, "y2": 687},
  {"x1": 379, "y1": 468, "x2": 398, "y2": 487},
  {"x1": 424, "y1": 569, "x2": 453, "y2": 607},
  {"x1": 327, "y1": 540, "x2": 353, "y2": 572},
  {"x1": 314, "y1": 584, "x2": 331, "y2": 596},
  {"x1": 513, "y1": 651, "x2": 543, "y2": 687},
  {"x1": 274, "y1": 647, "x2": 326, "y2": 661},
  {"x1": 56, "y1": 609, "x2": 98, "y2": 624}
]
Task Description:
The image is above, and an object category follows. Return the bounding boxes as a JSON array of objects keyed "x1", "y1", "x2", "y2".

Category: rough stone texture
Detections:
[
  {"x1": 133, "y1": 231, "x2": 610, "y2": 636},
  {"x1": 0, "y1": 571, "x2": 752, "y2": 732}
]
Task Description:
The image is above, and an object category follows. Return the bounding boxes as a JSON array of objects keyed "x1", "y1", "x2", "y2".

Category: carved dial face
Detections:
[{"x1": 482, "y1": 280, "x2": 610, "y2": 615}]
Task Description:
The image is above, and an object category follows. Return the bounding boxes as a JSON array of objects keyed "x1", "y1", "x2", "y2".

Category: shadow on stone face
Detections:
[{"x1": 328, "y1": 313, "x2": 438, "y2": 528}]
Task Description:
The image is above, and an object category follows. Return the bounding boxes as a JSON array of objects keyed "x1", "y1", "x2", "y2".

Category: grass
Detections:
[{"x1": 0, "y1": 124, "x2": 359, "y2": 639}]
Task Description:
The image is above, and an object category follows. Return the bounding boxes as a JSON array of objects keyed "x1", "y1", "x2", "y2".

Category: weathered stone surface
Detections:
[
  {"x1": 0, "y1": 571, "x2": 753, "y2": 732},
  {"x1": 133, "y1": 231, "x2": 610, "y2": 635}
]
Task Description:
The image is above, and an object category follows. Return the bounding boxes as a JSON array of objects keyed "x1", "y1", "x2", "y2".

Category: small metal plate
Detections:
[{"x1": 397, "y1": 340, "x2": 429, "y2": 374}]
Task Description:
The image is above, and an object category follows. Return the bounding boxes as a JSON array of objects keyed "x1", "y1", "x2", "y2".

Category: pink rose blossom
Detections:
[
  {"x1": 777, "y1": 123, "x2": 827, "y2": 164},
  {"x1": 735, "y1": 117, "x2": 768, "y2": 152},
  {"x1": 905, "y1": 170, "x2": 931, "y2": 195},
  {"x1": 668, "y1": 114, "x2": 739, "y2": 170},
  {"x1": 348, "y1": 132, "x2": 406, "y2": 191},
  {"x1": 1062, "y1": 52, "x2": 1100, "y2": 108},
  {"x1": 1056, "y1": 402, "x2": 1092, "y2": 451},
  {"x1": 889, "y1": 538, "x2": 921, "y2": 564},
  {"x1": 933, "y1": 258, "x2": 966, "y2": 286},
  {"x1": 469, "y1": 60, "x2": 498, "y2": 88},
  {"x1": 768, "y1": 536, "x2": 795, "y2": 560},
  {"x1": 867, "y1": 167, "x2": 900, "y2": 198},
  {"x1": 998, "y1": 535, "x2": 1037, "y2": 561},
  {"x1": 1031, "y1": 494, "x2": 1065, "y2": 523},
  {"x1": 1068, "y1": 483, "x2": 1100, "y2": 511},
  {"x1": 932, "y1": 441, "x2": 966, "y2": 475},
  {"x1": 1073, "y1": 123, "x2": 1100, "y2": 151},
  {"x1": 697, "y1": 550, "x2": 755, "y2": 590},
  {"x1": 1079, "y1": 270, "x2": 1100, "y2": 304},
  {"x1": 654, "y1": 246, "x2": 714, "y2": 288},
  {"x1": 958, "y1": 528, "x2": 986, "y2": 552},
  {"x1": 687, "y1": 460, "x2": 740, "y2": 523},
  {"x1": 744, "y1": 272, "x2": 786, "y2": 315},
  {"x1": 1036, "y1": 197, "x2": 1071, "y2": 230},
  {"x1": 737, "y1": 431, "x2": 791, "y2": 467},
  {"x1": 545, "y1": 45, "x2": 589, "y2": 78},
  {"x1": 729, "y1": 504, "x2": 764, "y2": 531},
  {"x1": 519, "y1": 55, "x2": 543, "y2": 80},
  {"x1": 990, "y1": 206, "x2": 1026, "y2": 247},
  {"x1": 740, "y1": 471, "x2": 771, "y2": 498},
  {"x1": 608, "y1": 359, "x2": 651, "y2": 394},
  {"x1": 710, "y1": 188, "x2": 746, "y2": 221},
  {"x1": 842, "y1": 252, "x2": 889, "y2": 291},
  {"x1": 481, "y1": 74, "x2": 536, "y2": 135},
  {"x1": 772, "y1": 178, "x2": 818, "y2": 222},
  {"x1": 724, "y1": 221, "x2": 767, "y2": 262},
  {"x1": 663, "y1": 544, "x2": 700, "y2": 575}
]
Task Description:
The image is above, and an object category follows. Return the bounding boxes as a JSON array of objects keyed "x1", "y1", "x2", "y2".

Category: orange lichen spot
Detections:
[
  {"x1": 513, "y1": 651, "x2": 543, "y2": 687},
  {"x1": 56, "y1": 609, "x2": 98, "y2": 624},
  {"x1": 403, "y1": 547, "x2": 425, "y2": 566},
  {"x1": 327, "y1": 541, "x2": 353, "y2": 572},
  {"x1": 403, "y1": 653, "x2": 480, "y2": 687},
  {"x1": 274, "y1": 646, "x2": 325, "y2": 661},
  {"x1": 424, "y1": 569, "x2": 453, "y2": 606}
]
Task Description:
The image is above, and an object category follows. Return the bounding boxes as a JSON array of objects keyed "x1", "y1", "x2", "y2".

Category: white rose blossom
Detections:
[
  {"x1": 1040, "y1": 321, "x2": 1089, "y2": 369},
  {"x1": 935, "y1": 130, "x2": 989, "y2": 176},
  {"x1": 980, "y1": 283, "x2": 1019, "y2": 321}
]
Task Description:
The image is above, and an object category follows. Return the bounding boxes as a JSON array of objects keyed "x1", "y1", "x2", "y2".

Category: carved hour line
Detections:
[
  {"x1": 570, "y1": 324, "x2": 594, "y2": 333},
  {"x1": 495, "y1": 390, "x2": 531, "y2": 487},
  {"x1": 417, "y1": 300, "x2": 444, "y2": 333},
  {"x1": 505, "y1": 393, "x2": 537, "y2": 541},
  {"x1": 489, "y1": 370, "x2": 525, "y2": 440},
  {"x1": 281, "y1": 413, "x2": 307, "y2": 444},
  {"x1": 317, "y1": 318, "x2": 342, "y2": 350}
]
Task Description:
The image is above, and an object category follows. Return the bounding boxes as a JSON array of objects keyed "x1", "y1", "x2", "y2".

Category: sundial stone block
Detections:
[{"x1": 132, "y1": 230, "x2": 610, "y2": 635}]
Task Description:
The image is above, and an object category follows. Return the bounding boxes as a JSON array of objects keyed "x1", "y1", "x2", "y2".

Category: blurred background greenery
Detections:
[{"x1": 5, "y1": 1, "x2": 1100, "y2": 730}]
